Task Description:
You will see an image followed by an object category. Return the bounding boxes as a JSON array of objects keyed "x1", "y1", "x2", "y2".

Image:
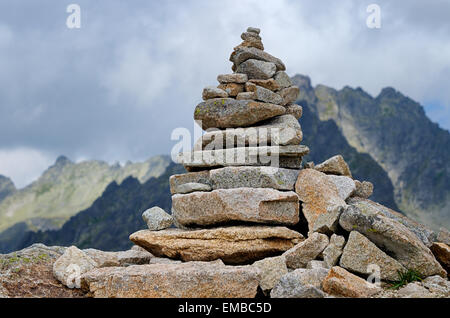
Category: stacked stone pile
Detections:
[{"x1": 47, "y1": 28, "x2": 450, "y2": 299}]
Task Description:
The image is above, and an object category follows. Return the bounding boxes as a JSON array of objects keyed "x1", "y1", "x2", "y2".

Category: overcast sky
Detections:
[{"x1": 0, "y1": 0, "x2": 449, "y2": 188}]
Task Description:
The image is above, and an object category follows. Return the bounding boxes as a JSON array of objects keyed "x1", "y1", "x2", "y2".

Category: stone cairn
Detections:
[{"x1": 55, "y1": 28, "x2": 449, "y2": 299}]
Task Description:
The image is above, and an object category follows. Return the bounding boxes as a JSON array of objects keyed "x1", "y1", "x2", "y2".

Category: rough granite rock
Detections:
[
  {"x1": 274, "y1": 71, "x2": 293, "y2": 89},
  {"x1": 230, "y1": 47, "x2": 286, "y2": 71},
  {"x1": 323, "y1": 234, "x2": 346, "y2": 268},
  {"x1": 80, "y1": 262, "x2": 261, "y2": 298},
  {"x1": 430, "y1": 242, "x2": 450, "y2": 274},
  {"x1": 422, "y1": 275, "x2": 450, "y2": 296},
  {"x1": 202, "y1": 86, "x2": 228, "y2": 100},
  {"x1": 53, "y1": 246, "x2": 98, "y2": 288},
  {"x1": 245, "y1": 82, "x2": 283, "y2": 104},
  {"x1": 279, "y1": 86, "x2": 300, "y2": 105},
  {"x1": 176, "y1": 145, "x2": 309, "y2": 170},
  {"x1": 217, "y1": 83, "x2": 244, "y2": 97},
  {"x1": 194, "y1": 98, "x2": 285, "y2": 130},
  {"x1": 252, "y1": 256, "x2": 288, "y2": 293},
  {"x1": 307, "y1": 260, "x2": 327, "y2": 269},
  {"x1": 174, "y1": 182, "x2": 212, "y2": 194},
  {"x1": 270, "y1": 268, "x2": 329, "y2": 298},
  {"x1": 172, "y1": 188, "x2": 300, "y2": 227},
  {"x1": 0, "y1": 244, "x2": 86, "y2": 298},
  {"x1": 397, "y1": 282, "x2": 433, "y2": 298},
  {"x1": 339, "y1": 202, "x2": 447, "y2": 277},
  {"x1": 217, "y1": 73, "x2": 248, "y2": 84},
  {"x1": 130, "y1": 226, "x2": 303, "y2": 264},
  {"x1": 142, "y1": 207, "x2": 173, "y2": 231},
  {"x1": 437, "y1": 228, "x2": 450, "y2": 245},
  {"x1": 195, "y1": 114, "x2": 303, "y2": 149},
  {"x1": 322, "y1": 266, "x2": 381, "y2": 298},
  {"x1": 209, "y1": 166, "x2": 300, "y2": 191},
  {"x1": 284, "y1": 104, "x2": 303, "y2": 119},
  {"x1": 149, "y1": 257, "x2": 182, "y2": 265},
  {"x1": 327, "y1": 175, "x2": 356, "y2": 200},
  {"x1": 311, "y1": 205, "x2": 344, "y2": 235},
  {"x1": 248, "y1": 78, "x2": 280, "y2": 91},
  {"x1": 170, "y1": 170, "x2": 211, "y2": 195},
  {"x1": 339, "y1": 231, "x2": 406, "y2": 281},
  {"x1": 347, "y1": 197, "x2": 437, "y2": 247},
  {"x1": 236, "y1": 59, "x2": 277, "y2": 80},
  {"x1": 236, "y1": 92, "x2": 256, "y2": 100},
  {"x1": 283, "y1": 232, "x2": 329, "y2": 269},
  {"x1": 315, "y1": 155, "x2": 352, "y2": 178},
  {"x1": 295, "y1": 169, "x2": 347, "y2": 231},
  {"x1": 353, "y1": 180, "x2": 374, "y2": 199},
  {"x1": 83, "y1": 248, "x2": 153, "y2": 267}
]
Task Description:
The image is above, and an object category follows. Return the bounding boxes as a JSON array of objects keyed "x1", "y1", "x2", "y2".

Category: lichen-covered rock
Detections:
[
  {"x1": 279, "y1": 86, "x2": 300, "y2": 105},
  {"x1": 245, "y1": 82, "x2": 283, "y2": 104},
  {"x1": 295, "y1": 169, "x2": 347, "y2": 231},
  {"x1": 323, "y1": 234, "x2": 346, "y2": 268},
  {"x1": 283, "y1": 232, "x2": 329, "y2": 269},
  {"x1": 347, "y1": 197, "x2": 436, "y2": 247},
  {"x1": 236, "y1": 59, "x2": 277, "y2": 80},
  {"x1": 270, "y1": 268, "x2": 329, "y2": 298},
  {"x1": 218, "y1": 83, "x2": 244, "y2": 97},
  {"x1": 274, "y1": 71, "x2": 293, "y2": 89},
  {"x1": 194, "y1": 98, "x2": 285, "y2": 130},
  {"x1": 339, "y1": 231, "x2": 406, "y2": 281},
  {"x1": 80, "y1": 262, "x2": 261, "y2": 298},
  {"x1": 315, "y1": 155, "x2": 352, "y2": 178},
  {"x1": 353, "y1": 180, "x2": 374, "y2": 199},
  {"x1": 252, "y1": 256, "x2": 288, "y2": 293},
  {"x1": 340, "y1": 201, "x2": 446, "y2": 278},
  {"x1": 248, "y1": 78, "x2": 280, "y2": 91},
  {"x1": 312, "y1": 205, "x2": 344, "y2": 235},
  {"x1": 130, "y1": 226, "x2": 303, "y2": 264},
  {"x1": 0, "y1": 244, "x2": 86, "y2": 298},
  {"x1": 284, "y1": 104, "x2": 303, "y2": 119},
  {"x1": 53, "y1": 246, "x2": 98, "y2": 288},
  {"x1": 172, "y1": 188, "x2": 300, "y2": 227},
  {"x1": 322, "y1": 266, "x2": 381, "y2": 298},
  {"x1": 142, "y1": 206, "x2": 173, "y2": 231}
]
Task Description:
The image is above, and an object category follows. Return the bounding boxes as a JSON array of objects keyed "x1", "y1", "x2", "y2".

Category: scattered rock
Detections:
[
  {"x1": 295, "y1": 169, "x2": 347, "y2": 231},
  {"x1": 236, "y1": 59, "x2": 277, "y2": 80},
  {"x1": 53, "y1": 246, "x2": 98, "y2": 288},
  {"x1": 130, "y1": 226, "x2": 303, "y2": 264},
  {"x1": 397, "y1": 282, "x2": 433, "y2": 298},
  {"x1": 327, "y1": 175, "x2": 356, "y2": 200},
  {"x1": 307, "y1": 260, "x2": 327, "y2": 269},
  {"x1": 315, "y1": 155, "x2": 352, "y2": 178},
  {"x1": 202, "y1": 86, "x2": 228, "y2": 100},
  {"x1": 430, "y1": 242, "x2": 450, "y2": 274},
  {"x1": 279, "y1": 86, "x2": 300, "y2": 105},
  {"x1": 323, "y1": 234, "x2": 346, "y2": 268},
  {"x1": 80, "y1": 262, "x2": 261, "y2": 298},
  {"x1": 312, "y1": 205, "x2": 344, "y2": 235},
  {"x1": 0, "y1": 244, "x2": 86, "y2": 298},
  {"x1": 340, "y1": 201, "x2": 447, "y2": 278},
  {"x1": 283, "y1": 232, "x2": 329, "y2": 269},
  {"x1": 194, "y1": 98, "x2": 285, "y2": 130},
  {"x1": 252, "y1": 256, "x2": 288, "y2": 293},
  {"x1": 218, "y1": 83, "x2": 244, "y2": 97},
  {"x1": 353, "y1": 180, "x2": 374, "y2": 199},
  {"x1": 217, "y1": 73, "x2": 248, "y2": 84},
  {"x1": 322, "y1": 266, "x2": 381, "y2": 298},
  {"x1": 172, "y1": 188, "x2": 300, "y2": 226},
  {"x1": 142, "y1": 207, "x2": 173, "y2": 231},
  {"x1": 270, "y1": 268, "x2": 329, "y2": 298},
  {"x1": 347, "y1": 197, "x2": 437, "y2": 248},
  {"x1": 340, "y1": 231, "x2": 406, "y2": 281},
  {"x1": 422, "y1": 275, "x2": 450, "y2": 296},
  {"x1": 245, "y1": 82, "x2": 283, "y2": 104},
  {"x1": 274, "y1": 71, "x2": 293, "y2": 89}
]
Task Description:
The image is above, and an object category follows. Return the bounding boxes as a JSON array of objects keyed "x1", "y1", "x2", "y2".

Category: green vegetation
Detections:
[{"x1": 388, "y1": 269, "x2": 423, "y2": 290}]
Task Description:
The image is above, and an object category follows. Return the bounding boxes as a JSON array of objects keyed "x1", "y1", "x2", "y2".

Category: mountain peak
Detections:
[
  {"x1": 0, "y1": 175, "x2": 16, "y2": 202},
  {"x1": 54, "y1": 155, "x2": 73, "y2": 167}
]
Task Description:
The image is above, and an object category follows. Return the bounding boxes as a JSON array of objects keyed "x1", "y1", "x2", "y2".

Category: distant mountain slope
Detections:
[
  {"x1": 2, "y1": 163, "x2": 184, "y2": 253},
  {"x1": 0, "y1": 175, "x2": 15, "y2": 202},
  {"x1": 293, "y1": 74, "x2": 450, "y2": 230},
  {"x1": 0, "y1": 155, "x2": 171, "y2": 233}
]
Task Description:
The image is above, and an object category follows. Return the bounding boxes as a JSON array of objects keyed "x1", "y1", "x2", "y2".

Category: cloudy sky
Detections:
[{"x1": 0, "y1": 0, "x2": 449, "y2": 187}]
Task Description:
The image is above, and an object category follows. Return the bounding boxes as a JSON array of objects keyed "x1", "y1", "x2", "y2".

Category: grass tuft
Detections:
[{"x1": 388, "y1": 269, "x2": 423, "y2": 290}]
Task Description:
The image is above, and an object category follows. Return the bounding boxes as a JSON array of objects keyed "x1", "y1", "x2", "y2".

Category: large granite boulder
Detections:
[{"x1": 130, "y1": 226, "x2": 303, "y2": 264}]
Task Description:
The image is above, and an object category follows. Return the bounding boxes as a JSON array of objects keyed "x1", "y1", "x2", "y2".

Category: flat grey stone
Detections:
[
  {"x1": 236, "y1": 59, "x2": 277, "y2": 80},
  {"x1": 274, "y1": 71, "x2": 293, "y2": 89},
  {"x1": 217, "y1": 73, "x2": 248, "y2": 84},
  {"x1": 230, "y1": 47, "x2": 285, "y2": 71},
  {"x1": 142, "y1": 207, "x2": 173, "y2": 231},
  {"x1": 245, "y1": 82, "x2": 283, "y2": 104}
]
